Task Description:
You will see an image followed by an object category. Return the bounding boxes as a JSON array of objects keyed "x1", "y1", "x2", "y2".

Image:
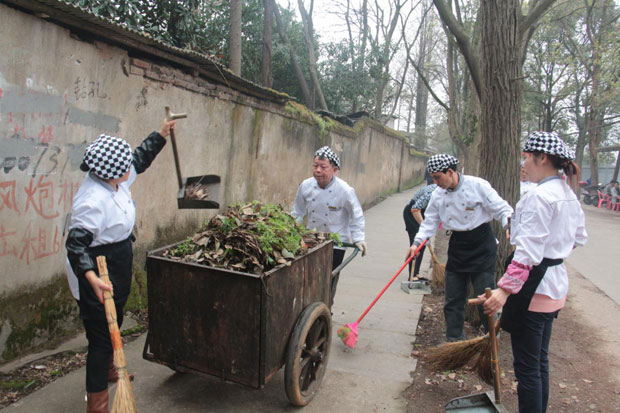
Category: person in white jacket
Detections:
[
  {"x1": 479, "y1": 131, "x2": 588, "y2": 413},
  {"x1": 292, "y1": 146, "x2": 366, "y2": 305},
  {"x1": 65, "y1": 119, "x2": 175, "y2": 412},
  {"x1": 406, "y1": 153, "x2": 513, "y2": 342}
]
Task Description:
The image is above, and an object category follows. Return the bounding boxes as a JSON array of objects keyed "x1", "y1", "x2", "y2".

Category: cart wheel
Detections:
[{"x1": 285, "y1": 302, "x2": 332, "y2": 406}]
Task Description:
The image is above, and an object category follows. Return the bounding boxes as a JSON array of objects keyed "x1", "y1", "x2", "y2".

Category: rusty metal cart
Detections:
[{"x1": 143, "y1": 240, "x2": 358, "y2": 406}]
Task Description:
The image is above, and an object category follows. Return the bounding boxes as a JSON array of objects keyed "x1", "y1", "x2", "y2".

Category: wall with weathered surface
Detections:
[{"x1": 0, "y1": 2, "x2": 427, "y2": 362}]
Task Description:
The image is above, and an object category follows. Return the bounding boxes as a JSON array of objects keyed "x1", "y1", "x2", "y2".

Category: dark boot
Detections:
[
  {"x1": 86, "y1": 389, "x2": 108, "y2": 413},
  {"x1": 108, "y1": 357, "x2": 134, "y2": 382}
]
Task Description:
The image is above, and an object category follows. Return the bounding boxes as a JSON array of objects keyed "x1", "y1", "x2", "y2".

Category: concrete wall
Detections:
[{"x1": 0, "y1": 3, "x2": 427, "y2": 362}]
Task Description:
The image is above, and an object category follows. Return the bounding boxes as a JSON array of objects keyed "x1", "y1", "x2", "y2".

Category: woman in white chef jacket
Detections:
[
  {"x1": 65, "y1": 119, "x2": 174, "y2": 412},
  {"x1": 479, "y1": 131, "x2": 587, "y2": 413}
]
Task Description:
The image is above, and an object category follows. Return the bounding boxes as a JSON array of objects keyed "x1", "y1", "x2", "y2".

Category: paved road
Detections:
[
  {"x1": 6, "y1": 187, "x2": 430, "y2": 412},
  {"x1": 565, "y1": 203, "x2": 620, "y2": 383},
  {"x1": 567, "y1": 203, "x2": 620, "y2": 305},
  {"x1": 7, "y1": 192, "x2": 618, "y2": 412}
]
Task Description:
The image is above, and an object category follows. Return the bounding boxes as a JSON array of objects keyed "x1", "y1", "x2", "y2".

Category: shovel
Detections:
[{"x1": 165, "y1": 106, "x2": 221, "y2": 209}]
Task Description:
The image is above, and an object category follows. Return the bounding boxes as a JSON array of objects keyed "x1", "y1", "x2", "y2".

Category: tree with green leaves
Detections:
[{"x1": 561, "y1": 0, "x2": 620, "y2": 184}]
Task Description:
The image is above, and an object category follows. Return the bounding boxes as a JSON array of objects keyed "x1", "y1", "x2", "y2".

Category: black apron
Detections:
[
  {"x1": 446, "y1": 222, "x2": 497, "y2": 273},
  {"x1": 78, "y1": 236, "x2": 133, "y2": 320},
  {"x1": 500, "y1": 255, "x2": 563, "y2": 334}
]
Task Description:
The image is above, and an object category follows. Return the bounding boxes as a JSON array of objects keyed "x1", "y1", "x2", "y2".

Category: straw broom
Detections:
[
  {"x1": 424, "y1": 289, "x2": 500, "y2": 391},
  {"x1": 427, "y1": 244, "x2": 445, "y2": 288},
  {"x1": 96, "y1": 256, "x2": 137, "y2": 413}
]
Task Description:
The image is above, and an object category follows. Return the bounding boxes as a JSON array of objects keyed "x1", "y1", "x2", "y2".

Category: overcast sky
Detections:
[{"x1": 275, "y1": 0, "x2": 377, "y2": 43}]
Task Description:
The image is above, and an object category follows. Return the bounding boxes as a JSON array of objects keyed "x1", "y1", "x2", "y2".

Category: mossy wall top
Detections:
[{"x1": 0, "y1": 2, "x2": 427, "y2": 360}]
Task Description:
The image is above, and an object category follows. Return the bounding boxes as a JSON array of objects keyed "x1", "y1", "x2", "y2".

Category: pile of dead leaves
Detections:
[{"x1": 162, "y1": 202, "x2": 334, "y2": 274}]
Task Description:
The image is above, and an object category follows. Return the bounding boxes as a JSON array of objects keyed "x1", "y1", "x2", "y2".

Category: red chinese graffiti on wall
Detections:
[
  {"x1": 24, "y1": 176, "x2": 60, "y2": 219},
  {"x1": 1, "y1": 177, "x2": 79, "y2": 264},
  {"x1": 18, "y1": 222, "x2": 62, "y2": 265},
  {"x1": 0, "y1": 180, "x2": 20, "y2": 214}
]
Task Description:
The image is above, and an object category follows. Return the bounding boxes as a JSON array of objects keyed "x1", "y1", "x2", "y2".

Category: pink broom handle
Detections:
[{"x1": 354, "y1": 239, "x2": 428, "y2": 324}]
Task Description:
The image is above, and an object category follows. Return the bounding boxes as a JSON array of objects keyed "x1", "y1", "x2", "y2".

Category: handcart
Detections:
[{"x1": 143, "y1": 240, "x2": 359, "y2": 406}]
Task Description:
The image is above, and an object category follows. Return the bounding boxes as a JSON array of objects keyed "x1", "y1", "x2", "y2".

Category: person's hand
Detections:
[
  {"x1": 355, "y1": 241, "x2": 367, "y2": 257},
  {"x1": 405, "y1": 243, "x2": 419, "y2": 261},
  {"x1": 85, "y1": 270, "x2": 113, "y2": 305},
  {"x1": 158, "y1": 119, "x2": 176, "y2": 138},
  {"x1": 477, "y1": 288, "x2": 510, "y2": 316}
]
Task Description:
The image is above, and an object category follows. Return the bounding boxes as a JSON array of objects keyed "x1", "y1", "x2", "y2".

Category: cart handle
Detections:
[{"x1": 331, "y1": 242, "x2": 359, "y2": 276}]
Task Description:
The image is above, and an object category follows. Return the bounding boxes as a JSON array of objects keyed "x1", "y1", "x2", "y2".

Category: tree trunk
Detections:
[
  {"x1": 479, "y1": 0, "x2": 522, "y2": 276},
  {"x1": 261, "y1": 0, "x2": 274, "y2": 88},
  {"x1": 414, "y1": 20, "x2": 430, "y2": 149},
  {"x1": 270, "y1": 0, "x2": 313, "y2": 107},
  {"x1": 613, "y1": 153, "x2": 620, "y2": 182},
  {"x1": 229, "y1": 0, "x2": 242, "y2": 76},
  {"x1": 298, "y1": 0, "x2": 328, "y2": 110},
  {"x1": 373, "y1": 0, "x2": 403, "y2": 121},
  {"x1": 406, "y1": 89, "x2": 414, "y2": 133}
]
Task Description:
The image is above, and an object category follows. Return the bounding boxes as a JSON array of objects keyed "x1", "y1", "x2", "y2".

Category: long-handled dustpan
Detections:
[
  {"x1": 444, "y1": 289, "x2": 506, "y2": 412},
  {"x1": 166, "y1": 106, "x2": 221, "y2": 209}
]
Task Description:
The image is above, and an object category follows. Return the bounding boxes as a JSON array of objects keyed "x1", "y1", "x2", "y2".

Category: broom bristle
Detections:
[
  {"x1": 428, "y1": 246, "x2": 445, "y2": 289},
  {"x1": 472, "y1": 348, "x2": 495, "y2": 385},
  {"x1": 424, "y1": 335, "x2": 488, "y2": 372},
  {"x1": 111, "y1": 368, "x2": 137, "y2": 413},
  {"x1": 337, "y1": 325, "x2": 351, "y2": 340},
  {"x1": 430, "y1": 263, "x2": 445, "y2": 288},
  {"x1": 337, "y1": 325, "x2": 357, "y2": 348},
  {"x1": 97, "y1": 256, "x2": 137, "y2": 413}
]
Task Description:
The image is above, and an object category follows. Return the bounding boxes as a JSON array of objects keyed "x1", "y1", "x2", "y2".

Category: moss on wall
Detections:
[{"x1": 0, "y1": 275, "x2": 81, "y2": 362}]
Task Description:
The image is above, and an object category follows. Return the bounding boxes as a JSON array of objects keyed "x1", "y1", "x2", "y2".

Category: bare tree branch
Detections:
[{"x1": 432, "y1": 0, "x2": 482, "y2": 97}]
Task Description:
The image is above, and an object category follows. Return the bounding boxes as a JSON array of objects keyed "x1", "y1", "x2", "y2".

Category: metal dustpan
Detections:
[
  {"x1": 177, "y1": 175, "x2": 220, "y2": 209},
  {"x1": 446, "y1": 290, "x2": 506, "y2": 412},
  {"x1": 445, "y1": 391, "x2": 508, "y2": 412},
  {"x1": 166, "y1": 106, "x2": 221, "y2": 209}
]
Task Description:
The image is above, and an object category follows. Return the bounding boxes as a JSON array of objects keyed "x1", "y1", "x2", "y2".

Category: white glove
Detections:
[{"x1": 355, "y1": 241, "x2": 367, "y2": 257}]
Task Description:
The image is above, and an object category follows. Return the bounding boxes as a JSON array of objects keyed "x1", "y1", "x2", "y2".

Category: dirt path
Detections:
[{"x1": 404, "y1": 273, "x2": 620, "y2": 413}]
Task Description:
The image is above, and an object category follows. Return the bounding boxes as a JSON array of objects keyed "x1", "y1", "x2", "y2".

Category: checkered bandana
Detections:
[
  {"x1": 83, "y1": 134, "x2": 133, "y2": 180},
  {"x1": 522, "y1": 131, "x2": 575, "y2": 160},
  {"x1": 315, "y1": 146, "x2": 341, "y2": 169},
  {"x1": 427, "y1": 154, "x2": 459, "y2": 174}
]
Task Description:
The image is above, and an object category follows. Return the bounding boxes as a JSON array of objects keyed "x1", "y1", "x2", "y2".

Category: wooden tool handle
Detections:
[
  {"x1": 165, "y1": 106, "x2": 185, "y2": 189},
  {"x1": 169, "y1": 129, "x2": 184, "y2": 189},
  {"x1": 485, "y1": 288, "x2": 501, "y2": 403},
  {"x1": 427, "y1": 243, "x2": 440, "y2": 265}
]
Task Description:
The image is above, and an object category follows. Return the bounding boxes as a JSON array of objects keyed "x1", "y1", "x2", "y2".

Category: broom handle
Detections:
[
  {"x1": 485, "y1": 288, "x2": 501, "y2": 403},
  {"x1": 355, "y1": 239, "x2": 428, "y2": 324},
  {"x1": 96, "y1": 256, "x2": 123, "y2": 353},
  {"x1": 428, "y1": 243, "x2": 438, "y2": 263}
]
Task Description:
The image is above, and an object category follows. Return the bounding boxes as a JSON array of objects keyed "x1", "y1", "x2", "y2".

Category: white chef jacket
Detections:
[
  {"x1": 65, "y1": 167, "x2": 138, "y2": 299},
  {"x1": 292, "y1": 176, "x2": 365, "y2": 245},
  {"x1": 414, "y1": 174, "x2": 513, "y2": 244},
  {"x1": 520, "y1": 180, "x2": 536, "y2": 197},
  {"x1": 510, "y1": 176, "x2": 588, "y2": 299}
]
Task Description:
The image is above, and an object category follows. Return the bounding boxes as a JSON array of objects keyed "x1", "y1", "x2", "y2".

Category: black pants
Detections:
[
  {"x1": 511, "y1": 310, "x2": 557, "y2": 413},
  {"x1": 444, "y1": 270, "x2": 495, "y2": 341},
  {"x1": 83, "y1": 313, "x2": 124, "y2": 392},
  {"x1": 79, "y1": 238, "x2": 133, "y2": 393},
  {"x1": 403, "y1": 205, "x2": 426, "y2": 277},
  {"x1": 330, "y1": 249, "x2": 346, "y2": 306},
  {"x1": 406, "y1": 230, "x2": 426, "y2": 277}
]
